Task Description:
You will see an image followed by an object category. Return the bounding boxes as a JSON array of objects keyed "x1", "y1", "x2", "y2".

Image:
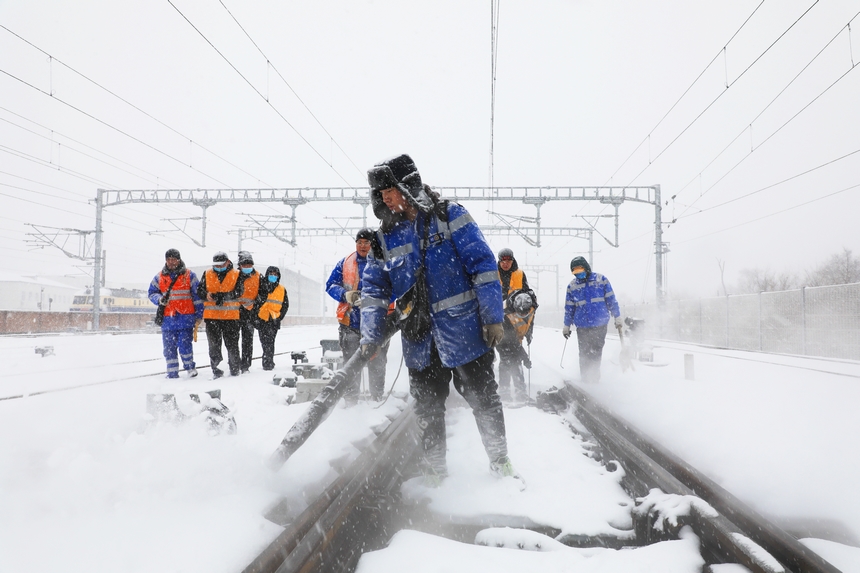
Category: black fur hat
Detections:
[
  {"x1": 367, "y1": 154, "x2": 434, "y2": 227},
  {"x1": 355, "y1": 228, "x2": 375, "y2": 242}
]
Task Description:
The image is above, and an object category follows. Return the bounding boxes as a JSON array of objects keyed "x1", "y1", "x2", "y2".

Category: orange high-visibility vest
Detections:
[
  {"x1": 159, "y1": 271, "x2": 195, "y2": 317},
  {"x1": 336, "y1": 252, "x2": 359, "y2": 326},
  {"x1": 203, "y1": 268, "x2": 241, "y2": 320},
  {"x1": 506, "y1": 269, "x2": 524, "y2": 296},
  {"x1": 237, "y1": 271, "x2": 260, "y2": 310},
  {"x1": 258, "y1": 284, "x2": 286, "y2": 322}
]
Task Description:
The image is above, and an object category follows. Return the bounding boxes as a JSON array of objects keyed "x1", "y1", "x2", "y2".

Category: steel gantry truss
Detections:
[{"x1": 85, "y1": 185, "x2": 663, "y2": 328}]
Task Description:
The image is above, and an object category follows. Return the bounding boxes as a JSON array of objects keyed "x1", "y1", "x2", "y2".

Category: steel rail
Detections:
[
  {"x1": 242, "y1": 407, "x2": 419, "y2": 573},
  {"x1": 564, "y1": 383, "x2": 841, "y2": 573}
]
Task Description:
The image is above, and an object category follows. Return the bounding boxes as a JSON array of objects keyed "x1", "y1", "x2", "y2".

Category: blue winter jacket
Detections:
[
  {"x1": 563, "y1": 272, "x2": 621, "y2": 329},
  {"x1": 325, "y1": 252, "x2": 369, "y2": 330},
  {"x1": 361, "y1": 202, "x2": 504, "y2": 370},
  {"x1": 148, "y1": 269, "x2": 204, "y2": 331}
]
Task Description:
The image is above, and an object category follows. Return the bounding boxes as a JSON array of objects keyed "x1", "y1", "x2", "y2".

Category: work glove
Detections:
[
  {"x1": 522, "y1": 355, "x2": 532, "y2": 369},
  {"x1": 345, "y1": 290, "x2": 361, "y2": 308},
  {"x1": 214, "y1": 293, "x2": 225, "y2": 306},
  {"x1": 614, "y1": 316, "x2": 623, "y2": 328},
  {"x1": 158, "y1": 295, "x2": 169, "y2": 306},
  {"x1": 482, "y1": 323, "x2": 505, "y2": 348},
  {"x1": 562, "y1": 325, "x2": 571, "y2": 339},
  {"x1": 360, "y1": 343, "x2": 379, "y2": 359},
  {"x1": 526, "y1": 333, "x2": 533, "y2": 345}
]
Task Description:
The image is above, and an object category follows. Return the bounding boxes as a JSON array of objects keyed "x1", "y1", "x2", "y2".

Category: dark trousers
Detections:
[
  {"x1": 205, "y1": 319, "x2": 241, "y2": 376},
  {"x1": 338, "y1": 324, "x2": 390, "y2": 400},
  {"x1": 258, "y1": 321, "x2": 280, "y2": 370},
  {"x1": 496, "y1": 341, "x2": 527, "y2": 400},
  {"x1": 239, "y1": 309, "x2": 255, "y2": 371},
  {"x1": 576, "y1": 323, "x2": 608, "y2": 383},
  {"x1": 408, "y1": 343, "x2": 507, "y2": 474}
]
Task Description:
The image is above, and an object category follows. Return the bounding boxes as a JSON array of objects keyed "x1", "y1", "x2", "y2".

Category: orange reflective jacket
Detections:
[
  {"x1": 258, "y1": 284, "x2": 286, "y2": 322},
  {"x1": 237, "y1": 271, "x2": 260, "y2": 310},
  {"x1": 159, "y1": 271, "x2": 195, "y2": 317},
  {"x1": 203, "y1": 269, "x2": 240, "y2": 320}
]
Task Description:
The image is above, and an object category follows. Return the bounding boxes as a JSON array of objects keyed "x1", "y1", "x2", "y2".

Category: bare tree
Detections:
[
  {"x1": 804, "y1": 248, "x2": 860, "y2": 287},
  {"x1": 716, "y1": 258, "x2": 728, "y2": 296},
  {"x1": 736, "y1": 267, "x2": 796, "y2": 294}
]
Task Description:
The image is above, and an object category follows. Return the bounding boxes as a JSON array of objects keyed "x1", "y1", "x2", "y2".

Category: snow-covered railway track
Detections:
[
  {"x1": 241, "y1": 384, "x2": 842, "y2": 573},
  {"x1": 563, "y1": 383, "x2": 841, "y2": 573},
  {"x1": 0, "y1": 346, "x2": 321, "y2": 401}
]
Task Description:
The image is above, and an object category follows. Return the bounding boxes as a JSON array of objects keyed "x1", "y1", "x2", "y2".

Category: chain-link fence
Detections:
[{"x1": 623, "y1": 282, "x2": 860, "y2": 360}]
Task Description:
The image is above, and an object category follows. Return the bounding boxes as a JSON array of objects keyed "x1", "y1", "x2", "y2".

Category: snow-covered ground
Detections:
[{"x1": 1, "y1": 324, "x2": 858, "y2": 572}]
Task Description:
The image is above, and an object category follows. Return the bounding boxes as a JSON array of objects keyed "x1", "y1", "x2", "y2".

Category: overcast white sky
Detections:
[{"x1": 2, "y1": 0, "x2": 859, "y2": 304}]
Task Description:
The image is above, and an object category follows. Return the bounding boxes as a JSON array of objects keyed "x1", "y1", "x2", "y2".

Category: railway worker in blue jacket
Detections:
[
  {"x1": 562, "y1": 256, "x2": 623, "y2": 383},
  {"x1": 326, "y1": 228, "x2": 391, "y2": 403},
  {"x1": 148, "y1": 248, "x2": 204, "y2": 379},
  {"x1": 360, "y1": 154, "x2": 521, "y2": 487}
]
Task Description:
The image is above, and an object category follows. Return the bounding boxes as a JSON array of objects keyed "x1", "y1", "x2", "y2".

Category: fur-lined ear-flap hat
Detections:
[{"x1": 367, "y1": 154, "x2": 434, "y2": 229}]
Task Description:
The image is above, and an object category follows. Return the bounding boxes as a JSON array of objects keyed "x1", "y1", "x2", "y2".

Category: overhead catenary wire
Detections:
[
  {"x1": 620, "y1": 0, "x2": 822, "y2": 188},
  {"x1": 672, "y1": 10, "x2": 860, "y2": 218},
  {"x1": 489, "y1": 0, "x2": 501, "y2": 192},
  {"x1": 166, "y1": 0, "x2": 357, "y2": 188},
  {"x1": 673, "y1": 181, "x2": 860, "y2": 246},
  {"x1": 217, "y1": 0, "x2": 365, "y2": 180},
  {"x1": 0, "y1": 24, "x2": 274, "y2": 190},
  {"x1": 675, "y1": 147, "x2": 860, "y2": 222},
  {"x1": 0, "y1": 66, "x2": 237, "y2": 190},
  {"x1": 602, "y1": 0, "x2": 768, "y2": 186},
  {"x1": 0, "y1": 109, "x2": 185, "y2": 189},
  {"x1": 678, "y1": 58, "x2": 860, "y2": 217}
]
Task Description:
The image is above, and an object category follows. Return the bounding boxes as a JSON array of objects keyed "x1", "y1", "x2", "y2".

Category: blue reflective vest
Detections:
[
  {"x1": 361, "y1": 202, "x2": 503, "y2": 370},
  {"x1": 563, "y1": 272, "x2": 620, "y2": 328}
]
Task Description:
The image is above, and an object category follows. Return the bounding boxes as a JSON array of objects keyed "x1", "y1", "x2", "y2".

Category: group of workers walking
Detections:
[
  {"x1": 149, "y1": 250, "x2": 288, "y2": 379},
  {"x1": 148, "y1": 153, "x2": 622, "y2": 489}
]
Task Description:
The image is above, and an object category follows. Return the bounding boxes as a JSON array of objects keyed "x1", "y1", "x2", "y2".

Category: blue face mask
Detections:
[
  {"x1": 575, "y1": 272, "x2": 587, "y2": 280},
  {"x1": 241, "y1": 267, "x2": 253, "y2": 275},
  {"x1": 213, "y1": 265, "x2": 227, "y2": 272},
  {"x1": 267, "y1": 275, "x2": 278, "y2": 283}
]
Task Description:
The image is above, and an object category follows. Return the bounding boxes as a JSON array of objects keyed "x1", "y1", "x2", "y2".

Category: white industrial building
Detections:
[{"x1": 0, "y1": 273, "x2": 80, "y2": 311}]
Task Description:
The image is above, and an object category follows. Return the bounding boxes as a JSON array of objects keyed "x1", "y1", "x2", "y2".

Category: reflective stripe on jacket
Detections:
[
  {"x1": 237, "y1": 271, "x2": 260, "y2": 310},
  {"x1": 203, "y1": 268, "x2": 241, "y2": 320},
  {"x1": 158, "y1": 271, "x2": 195, "y2": 317},
  {"x1": 258, "y1": 284, "x2": 286, "y2": 322},
  {"x1": 563, "y1": 272, "x2": 620, "y2": 328},
  {"x1": 361, "y1": 202, "x2": 503, "y2": 370},
  {"x1": 148, "y1": 269, "x2": 203, "y2": 331}
]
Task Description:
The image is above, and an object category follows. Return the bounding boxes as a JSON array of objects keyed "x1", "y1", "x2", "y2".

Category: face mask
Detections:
[
  {"x1": 213, "y1": 265, "x2": 227, "y2": 272},
  {"x1": 241, "y1": 267, "x2": 253, "y2": 274},
  {"x1": 267, "y1": 275, "x2": 278, "y2": 283},
  {"x1": 575, "y1": 272, "x2": 587, "y2": 280}
]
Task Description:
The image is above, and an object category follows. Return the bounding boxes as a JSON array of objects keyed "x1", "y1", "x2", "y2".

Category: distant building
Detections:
[{"x1": 0, "y1": 272, "x2": 80, "y2": 311}]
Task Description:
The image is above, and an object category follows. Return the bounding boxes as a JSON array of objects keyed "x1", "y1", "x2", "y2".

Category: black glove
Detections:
[
  {"x1": 158, "y1": 295, "x2": 169, "y2": 306},
  {"x1": 214, "y1": 293, "x2": 225, "y2": 306},
  {"x1": 526, "y1": 333, "x2": 532, "y2": 345},
  {"x1": 522, "y1": 355, "x2": 532, "y2": 369}
]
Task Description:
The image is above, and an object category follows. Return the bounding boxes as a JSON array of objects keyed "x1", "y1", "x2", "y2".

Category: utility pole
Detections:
[{"x1": 93, "y1": 189, "x2": 104, "y2": 330}]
